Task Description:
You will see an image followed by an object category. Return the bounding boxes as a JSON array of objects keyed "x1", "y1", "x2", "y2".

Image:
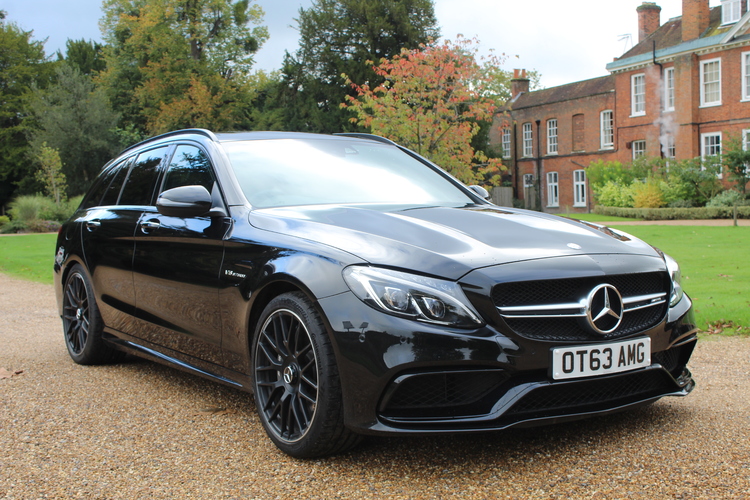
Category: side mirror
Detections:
[
  {"x1": 468, "y1": 185, "x2": 491, "y2": 201},
  {"x1": 156, "y1": 185, "x2": 213, "y2": 218}
]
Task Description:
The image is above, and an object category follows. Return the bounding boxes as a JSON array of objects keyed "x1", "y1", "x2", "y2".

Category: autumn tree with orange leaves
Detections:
[{"x1": 343, "y1": 37, "x2": 506, "y2": 186}]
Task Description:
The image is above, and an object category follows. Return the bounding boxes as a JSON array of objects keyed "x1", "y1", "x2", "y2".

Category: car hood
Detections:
[{"x1": 248, "y1": 205, "x2": 660, "y2": 280}]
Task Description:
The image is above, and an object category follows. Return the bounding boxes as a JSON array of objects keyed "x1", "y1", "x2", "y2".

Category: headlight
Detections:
[
  {"x1": 664, "y1": 253, "x2": 684, "y2": 307},
  {"x1": 342, "y1": 266, "x2": 484, "y2": 328}
]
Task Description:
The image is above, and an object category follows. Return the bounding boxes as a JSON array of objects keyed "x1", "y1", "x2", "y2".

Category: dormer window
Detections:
[{"x1": 722, "y1": 0, "x2": 742, "y2": 25}]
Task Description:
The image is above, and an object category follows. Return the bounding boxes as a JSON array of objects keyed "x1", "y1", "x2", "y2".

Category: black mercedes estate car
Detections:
[{"x1": 54, "y1": 129, "x2": 697, "y2": 458}]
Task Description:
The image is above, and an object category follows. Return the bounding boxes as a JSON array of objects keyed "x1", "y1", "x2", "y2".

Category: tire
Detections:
[
  {"x1": 252, "y1": 292, "x2": 361, "y2": 458},
  {"x1": 62, "y1": 264, "x2": 123, "y2": 365}
]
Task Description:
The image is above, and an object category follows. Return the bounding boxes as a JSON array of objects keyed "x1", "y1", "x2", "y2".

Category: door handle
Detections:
[
  {"x1": 85, "y1": 220, "x2": 101, "y2": 232},
  {"x1": 140, "y1": 219, "x2": 160, "y2": 233}
]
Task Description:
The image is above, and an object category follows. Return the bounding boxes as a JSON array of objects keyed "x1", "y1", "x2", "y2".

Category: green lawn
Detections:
[
  {"x1": 0, "y1": 233, "x2": 57, "y2": 285},
  {"x1": 0, "y1": 228, "x2": 747, "y2": 332},
  {"x1": 610, "y1": 225, "x2": 750, "y2": 332}
]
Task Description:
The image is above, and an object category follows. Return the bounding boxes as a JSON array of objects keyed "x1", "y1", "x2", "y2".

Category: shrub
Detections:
[
  {"x1": 0, "y1": 215, "x2": 9, "y2": 227},
  {"x1": 668, "y1": 199, "x2": 695, "y2": 208},
  {"x1": 706, "y1": 190, "x2": 750, "y2": 208},
  {"x1": 4, "y1": 194, "x2": 77, "y2": 233},
  {"x1": 38, "y1": 195, "x2": 84, "y2": 222},
  {"x1": 595, "y1": 180, "x2": 633, "y2": 207},
  {"x1": 593, "y1": 205, "x2": 750, "y2": 220},
  {"x1": 0, "y1": 219, "x2": 28, "y2": 234},
  {"x1": 25, "y1": 219, "x2": 62, "y2": 233},
  {"x1": 631, "y1": 181, "x2": 665, "y2": 208},
  {"x1": 8, "y1": 195, "x2": 54, "y2": 223}
]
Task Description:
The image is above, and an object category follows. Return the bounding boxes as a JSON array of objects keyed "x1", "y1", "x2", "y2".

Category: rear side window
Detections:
[
  {"x1": 119, "y1": 146, "x2": 169, "y2": 206},
  {"x1": 162, "y1": 145, "x2": 216, "y2": 193},
  {"x1": 82, "y1": 158, "x2": 129, "y2": 208},
  {"x1": 99, "y1": 159, "x2": 132, "y2": 206}
]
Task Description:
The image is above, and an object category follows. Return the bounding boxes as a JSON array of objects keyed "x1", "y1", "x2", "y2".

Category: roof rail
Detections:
[
  {"x1": 333, "y1": 133, "x2": 398, "y2": 146},
  {"x1": 120, "y1": 128, "x2": 218, "y2": 155}
]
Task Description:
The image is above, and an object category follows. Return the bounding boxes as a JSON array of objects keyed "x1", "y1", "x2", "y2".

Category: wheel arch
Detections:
[{"x1": 246, "y1": 274, "x2": 337, "y2": 349}]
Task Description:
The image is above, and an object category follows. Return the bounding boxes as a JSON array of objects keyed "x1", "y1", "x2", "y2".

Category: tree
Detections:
[
  {"x1": 57, "y1": 39, "x2": 107, "y2": 75},
  {"x1": 482, "y1": 66, "x2": 543, "y2": 104},
  {"x1": 98, "y1": 0, "x2": 268, "y2": 134},
  {"x1": 722, "y1": 134, "x2": 750, "y2": 196},
  {"x1": 29, "y1": 64, "x2": 121, "y2": 196},
  {"x1": 34, "y1": 143, "x2": 67, "y2": 205},
  {"x1": 279, "y1": 0, "x2": 440, "y2": 133},
  {"x1": 343, "y1": 37, "x2": 505, "y2": 186},
  {"x1": 0, "y1": 17, "x2": 56, "y2": 208}
]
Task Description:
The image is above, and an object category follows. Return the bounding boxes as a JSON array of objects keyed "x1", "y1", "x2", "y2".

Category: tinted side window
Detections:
[
  {"x1": 162, "y1": 145, "x2": 215, "y2": 192},
  {"x1": 82, "y1": 158, "x2": 127, "y2": 208},
  {"x1": 82, "y1": 165, "x2": 116, "y2": 209},
  {"x1": 99, "y1": 158, "x2": 132, "y2": 206},
  {"x1": 119, "y1": 146, "x2": 169, "y2": 206}
]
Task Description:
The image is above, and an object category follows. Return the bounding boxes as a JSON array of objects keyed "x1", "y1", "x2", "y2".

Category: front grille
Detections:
[
  {"x1": 506, "y1": 369, "x2": 675, "y2": 418},
  {"x1": 381, "y1": 370, "x2": 508, "y2": 418},
  {"x1": 492, "y1": 272, "x2": 670, "y2": 341},
  {"x1": 492, "y1": 273, "x2": 667, "y2": 308}
]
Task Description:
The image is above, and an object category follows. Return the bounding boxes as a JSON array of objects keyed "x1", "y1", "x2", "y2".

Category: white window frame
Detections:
[
  {"x1": 522, "y1": 123, "x2": 533, "y2": 157},
  {"x1": 546, "y1": 119, "x2": 558, "y2": 155},
  {"x1": 700, "y1": 58, "x2": 722, "y2": 107},
  {"x1": 741, "y1": 52, "x2": 750, "y2": 101},
  {"x1": 600, "y1": 110, "x2": 614, "y2": 149},
  {"x1": 631, "y1": 73, "x2": 646, "y2": 116},
  {"x1": 742, "y1": 129, "x2": 750, "y2": 174},
  {"x1": 501, "y1": 128, "x2": 511, "y2": 159},
  {"x1": 546, "y1": 171, "x2": 559, "y2": 207},
  {"x1": 573, "y1": 170, "x2": 587, "y2": 208},
  {"x1": 701, "y1": 132, "x2": 722, "y2": 158},
  {"x1": 664, "y1": 67, "x2": 675, "y2": 111},
  {"x1": 632, "y1": 140, "x2": 646, "y2": 159},
  {"x1": 722, "y1": 0, "x2": 741, "y2": 24},
  {"x1": 701, "y1": 131, "x2": 723, "y2": 179},
  {"x1": 665, "y1": 135, "x2": 676, "y2": 160}
]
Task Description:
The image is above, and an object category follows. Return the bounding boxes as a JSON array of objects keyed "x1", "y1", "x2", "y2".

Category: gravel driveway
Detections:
[{"x1": 2, "y1": 273, "x2": 749, "y2": 499}]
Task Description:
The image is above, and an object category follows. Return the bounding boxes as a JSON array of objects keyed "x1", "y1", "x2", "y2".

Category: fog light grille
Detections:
[
  {"x1": 506, "y1": 370, "x2": 673, "y2": 417},
  {"x1": 383, "y1": 370, "x2": 507, "y2": 413}
]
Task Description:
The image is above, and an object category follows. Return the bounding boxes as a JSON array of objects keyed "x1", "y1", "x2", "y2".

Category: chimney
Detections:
[
  {"x1": 637, "y1": 3, "x2": 662, "y2": 43},
  {"x1": 682, "y1": 0, "x2": 710, "y2": 42},
  {"x1": 511, "y1": 69, "x2": 530, "y2": 99}
]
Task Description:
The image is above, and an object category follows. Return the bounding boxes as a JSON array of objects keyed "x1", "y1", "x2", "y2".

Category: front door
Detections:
[{"x1": 131, "y1": 144, "x2": 227, "y2": 365}]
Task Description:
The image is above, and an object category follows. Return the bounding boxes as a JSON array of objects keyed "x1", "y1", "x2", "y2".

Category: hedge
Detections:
[{"x1": 592, "y1": 205, "x2": 750, "y2": 220}]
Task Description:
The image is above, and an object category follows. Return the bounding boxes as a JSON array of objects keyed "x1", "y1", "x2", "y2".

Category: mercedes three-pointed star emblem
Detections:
[{"x1": 584, "y1": 284, "x2": 624, "y2": 335}]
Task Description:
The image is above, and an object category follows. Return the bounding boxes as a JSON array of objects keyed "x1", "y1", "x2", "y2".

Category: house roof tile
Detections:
[{"x1": 507, "y1": 75, "x2": 614, "y2": 111}]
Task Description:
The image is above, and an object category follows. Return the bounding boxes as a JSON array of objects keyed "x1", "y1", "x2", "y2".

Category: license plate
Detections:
[{"x1": 551, "y1": 337, "x2": 651, "y2": 380}]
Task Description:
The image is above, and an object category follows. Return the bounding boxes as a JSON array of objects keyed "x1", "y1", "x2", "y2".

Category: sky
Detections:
[{"x1": 2, "y1": 0, "x2": 722, "y2": 89}]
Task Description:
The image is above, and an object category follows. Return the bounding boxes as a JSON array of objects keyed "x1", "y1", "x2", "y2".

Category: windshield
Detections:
[{"x1": 220, "y1": 137, "x2": 475, "y2": 209}]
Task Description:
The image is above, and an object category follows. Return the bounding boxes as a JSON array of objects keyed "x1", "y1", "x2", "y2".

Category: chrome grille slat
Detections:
[{"x1": 497, "y1": 292, "x2": 667, "y2": 318}]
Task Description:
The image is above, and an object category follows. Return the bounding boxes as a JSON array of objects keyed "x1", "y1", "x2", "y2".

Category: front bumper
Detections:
[{"x1": 320, "y1": 289, "x2": 697, "y2": 436}]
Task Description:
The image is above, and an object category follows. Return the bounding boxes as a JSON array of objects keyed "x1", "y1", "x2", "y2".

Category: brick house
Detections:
[{"x1": 493, "y1": 0, "x2": 750, "y2": 213}]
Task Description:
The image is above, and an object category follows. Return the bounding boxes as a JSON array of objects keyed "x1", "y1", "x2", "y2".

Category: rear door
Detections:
[
  {"x1": 80, "y1": 146, "x2": 169, "y2": 334},
  {"x1": 131, "y1": 143, "x2": 228, "y2": 365},
  {"x1": 79, "y1": 156, "x2": 137, "y2": 332}
]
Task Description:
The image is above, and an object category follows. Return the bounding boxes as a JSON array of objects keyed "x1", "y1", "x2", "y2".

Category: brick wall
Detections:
[{"x1": 493, "y1": 91, "x2": 616, "y2": 213}]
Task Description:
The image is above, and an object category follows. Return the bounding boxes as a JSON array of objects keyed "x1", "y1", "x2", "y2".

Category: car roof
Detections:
[{"x1": 121, "y1": 129, "x2": 396, "y2": 156}]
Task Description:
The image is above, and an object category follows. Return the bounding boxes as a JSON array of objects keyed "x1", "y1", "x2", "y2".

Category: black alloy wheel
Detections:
[
  {"x1": 63, "y1": 271, "x2": 90, "y2": 356},
  {"x1": 255, "y1": 307, "x2": 319, "y2": 442},
  {"x1": 62, "y1": 265, "x2": 122, "y2": 365},
  {"x1": 252, "y1": 292, "x2": 360, "y2": 458}
]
